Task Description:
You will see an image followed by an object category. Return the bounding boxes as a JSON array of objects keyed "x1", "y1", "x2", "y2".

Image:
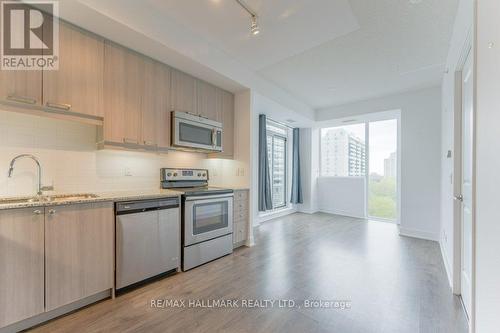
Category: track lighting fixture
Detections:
[{"x1": 235, "y1": 0, "x2": 260, "y2": 36}]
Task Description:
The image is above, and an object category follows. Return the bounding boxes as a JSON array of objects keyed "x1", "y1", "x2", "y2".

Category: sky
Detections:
[{"x1": 321, "y1": 119, "x2": 397, "y2": 175}]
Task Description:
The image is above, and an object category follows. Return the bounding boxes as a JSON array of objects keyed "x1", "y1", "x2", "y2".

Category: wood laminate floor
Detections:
[{"x1": 28, "y1": 213, "x2": 468, "y2": 333}]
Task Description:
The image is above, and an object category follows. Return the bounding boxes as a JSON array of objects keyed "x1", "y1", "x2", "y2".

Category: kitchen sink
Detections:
[{"x1": 0, "y1": 193, "x2": 99, "y2": 205}]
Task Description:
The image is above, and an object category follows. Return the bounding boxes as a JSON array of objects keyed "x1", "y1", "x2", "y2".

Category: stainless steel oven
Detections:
[
  {"x1": 184, "y1": 193, "x2": 233, "y2": 246},
  {"x1": 161, "y1": 168, "x2": 234, "y2": 271},
  {"x1": 171, "y1": 111, "x2": 223, "y2": 152}
]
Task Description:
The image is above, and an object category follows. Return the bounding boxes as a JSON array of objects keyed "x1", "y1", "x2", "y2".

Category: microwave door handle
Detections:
[{"x1": 211, "y1": 128, "x2": 217, "y2": 147}]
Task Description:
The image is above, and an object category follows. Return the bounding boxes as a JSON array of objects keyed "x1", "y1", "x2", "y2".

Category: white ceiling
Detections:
[
  {"x1": 258, "y1": 0, "x2": 459, "y2": 108},
  {"x1": 143, "y1": 0, "x2": 360, "y2": 71},
  {"x1": 59, "y1": 0, "x2": 458, "y2": 115}
]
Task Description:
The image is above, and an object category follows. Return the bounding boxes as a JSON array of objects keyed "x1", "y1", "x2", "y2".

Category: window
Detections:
[
  {"x1": 267, "y1": 121, "x2": 288, "y2": 209},
  {"x1": 368, "y1": 120, "x2": 398, "y2": 220},
  {"x1": 320, "y1": 124, "x2": 366, "y2": 177}
]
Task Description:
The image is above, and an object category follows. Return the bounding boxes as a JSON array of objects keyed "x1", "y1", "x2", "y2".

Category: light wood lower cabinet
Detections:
[
  {"x1": 0, "y1": 208, "x2": 45, "y2": 328},
  {"x1": 233, "y1": 189, "x2": 249, "y2": 247},
  {"x1": 45, "y1": 202, "x2": 114, "y2": 311}
]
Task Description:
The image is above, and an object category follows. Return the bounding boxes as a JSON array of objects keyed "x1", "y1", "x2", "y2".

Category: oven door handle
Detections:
[{"x1": 185, "y1": 194, "x2": 233, "y2": 202}]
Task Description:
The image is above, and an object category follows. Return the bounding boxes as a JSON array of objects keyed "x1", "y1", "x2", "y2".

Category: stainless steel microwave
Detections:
[{"x1": 171, "y1": 111, "x2": 223, "y2": 152}]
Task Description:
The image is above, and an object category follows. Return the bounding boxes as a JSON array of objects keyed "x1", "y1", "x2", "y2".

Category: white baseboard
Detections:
[
  {"x1": 318, "y1": 208, "x2": 365, "y2": 219},
  {"x1": 296, "y1": 208, "x2": 319, "y2": 214},
  {"x1": 439, "y1": 237, "x2": 453, "y2": 290},
  {"x1": 398, "y1": 226, "x2": 439, "y2": 241},
  {"x1": 257, "y1": 207, "x2": 296, "y2": 224}
]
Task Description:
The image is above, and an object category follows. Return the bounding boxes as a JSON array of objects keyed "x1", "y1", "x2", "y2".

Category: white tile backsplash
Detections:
[{"x1": 0, "y1": 110, "x2": 248, "y2": 197}]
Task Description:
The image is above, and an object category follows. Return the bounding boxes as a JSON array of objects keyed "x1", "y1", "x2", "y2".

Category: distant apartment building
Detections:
[
  {"x1": 384, "y1": 152, "x2": 397, "y2": 178},
  {"x1": 321, "y1": 128, "x2": 366, "y2": 176}
]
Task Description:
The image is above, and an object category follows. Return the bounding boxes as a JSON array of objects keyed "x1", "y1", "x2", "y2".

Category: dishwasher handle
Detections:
[{"x1": 116, "y1": 197, "x2": 179, "y2": 215}]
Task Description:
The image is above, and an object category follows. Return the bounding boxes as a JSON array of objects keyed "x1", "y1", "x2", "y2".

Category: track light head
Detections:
[{"x1": 250, "y1": 15, "x2": 260, "y2": 35}]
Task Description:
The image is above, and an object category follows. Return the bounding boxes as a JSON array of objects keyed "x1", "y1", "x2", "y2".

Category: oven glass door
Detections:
[
  {"x1": 185, "y1": 195, "x2": 233, "y2": 246},
  {"x1": 193, "y1": 201, "x2": 228, "y2": 234}
]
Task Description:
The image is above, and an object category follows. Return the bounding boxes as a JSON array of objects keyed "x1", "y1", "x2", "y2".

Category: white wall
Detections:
[
  {"x1": 475, "y1": 0, "x2": 500, "y2": 331},
  {"x1": 0, "y1": 109, "x2": 246, "y2": 196},
  {"x1": 316, "y1": 86, "x2": 442, "y2": 241},
  {"x1": 439, "y1": 0, "x2": 474, "y2": 292},
  {"x1": 317, "y1": 177, "x2": 365, "y2": 218}
]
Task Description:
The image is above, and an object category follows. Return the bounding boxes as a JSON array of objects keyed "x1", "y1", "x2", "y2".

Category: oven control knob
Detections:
[
  {"x1": 173, "y1": 173, "x2": 178, "y2": 177},
  {"x1": 167, "y1": 173, "x2": 172, "y2": 177},
  {"x1": 197, "y1": 173, "x2": 201, "y2": 177},
  {"x1": 203, "y1": 173, "x2": 206, "y2": 177}
]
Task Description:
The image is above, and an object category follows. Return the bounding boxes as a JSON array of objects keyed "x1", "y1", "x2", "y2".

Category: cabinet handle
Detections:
[
  {"x1": 46, "y1": 101, "x2": 72, "y2": 111},
  {"x1": 48, "y1": 209, "x2": 56, "y2": 215},
  {"x1": 7, "y1": 94, "x2": 37, "y2": 105},
  {"x1": 123, "y1": 138, "x2": 139, "y2": 144},
  {"x1": 33, "y1": 209, "x2": 42, "y2": 215},
  {"x1": 143, "y1": 141, "x2": 157, "y2": 147}
]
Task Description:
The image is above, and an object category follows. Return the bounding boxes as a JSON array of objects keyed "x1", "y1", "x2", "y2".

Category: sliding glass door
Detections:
[
  {"x1": 319, "y1": 116, "x2": 399, "y2": 222},
  {"x1": 267, "y1": 122, "x2": 288, "y2": 209},
  {"x1": 368, "y1": 119, "x2": 398, "y2": 221}
]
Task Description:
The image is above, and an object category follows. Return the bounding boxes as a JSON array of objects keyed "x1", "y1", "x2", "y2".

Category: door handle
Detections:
[
  {"x1": 7, "y1": 94, "x2": 37, "y2": 105},
  {"x1": 123, "y1": 138, "x2": 139, "y2": 145},
  {"x1": 46, "y1": 101, "x2": 72, "y2": 111},
  {"x1": 454, "y1": 195, "x2": 464, "y2": 202}
]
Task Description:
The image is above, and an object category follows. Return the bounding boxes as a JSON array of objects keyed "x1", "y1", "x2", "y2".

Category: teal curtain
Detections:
[
  {"x1": 258, "y1": 114, "x2": 273, "y2": 211},
  {"x1": 290, "y1": 128, "x2": 303, "y2": 204}
]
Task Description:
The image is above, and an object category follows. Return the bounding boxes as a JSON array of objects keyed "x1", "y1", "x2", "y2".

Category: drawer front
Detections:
[
  {"x1": 233, "y1": 221, "x2": 248, "y2": 244},
  {"x1": 234, "y1": 190, "x2": 248, "y2": 201},
  {"x1": 233, "y1": 199, "x2": 248, "y2": 212},
  {"x1": 233, "y1": 209, "x2": 248, "y2": 223}
]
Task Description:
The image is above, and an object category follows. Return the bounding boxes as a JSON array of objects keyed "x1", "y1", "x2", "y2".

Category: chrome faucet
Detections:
[{"x1": 8, "y1": 154, "x2": 53, "y2": 196}]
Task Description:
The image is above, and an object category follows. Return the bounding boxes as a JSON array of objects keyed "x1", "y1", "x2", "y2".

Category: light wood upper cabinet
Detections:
[
  {"x1": 45, "y1": 202, "x2": 114, "y2": 311},
  {"x1": 0, "y1": 208, "x2": 44, "y2": 328},
  {"x1": 103, "y1": 42, "x2": 144, "y2": 144},
  {"x1": 0, "y1": 19, "x2": 43, "y2": 107},
  {"x1": 219, "y1": 90, "x2": 235, "y2": 158},
  {"x1": 0, "y1": 70, "x2": 42, "y2": 107},
  {"x1": 43, "y1": 21, "x2": 104, "y2": 119},
  {"x1": 143, "y1": 59, "x2": 171, "y2": 149},
  {"x1": 196, "y1": 80, "x2": 220, "y2": 121},
  {"x1": 171, "y1": 69, "x2": 197, "y2": 114}
]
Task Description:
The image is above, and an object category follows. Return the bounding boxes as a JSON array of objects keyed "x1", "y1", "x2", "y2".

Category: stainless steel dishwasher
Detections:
[{"x1": 115, "y1": 197, "x2": 180, "y2": 290}]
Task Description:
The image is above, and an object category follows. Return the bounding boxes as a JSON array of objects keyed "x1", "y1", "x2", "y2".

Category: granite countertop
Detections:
[{"x1": 0, "y1": 189, "x2": 182, "y2": 210}]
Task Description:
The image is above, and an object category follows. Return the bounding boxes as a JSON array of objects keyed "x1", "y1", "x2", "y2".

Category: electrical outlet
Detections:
[
  {"x1": 239, "y1": 168, "x2": 245, "y2": 177},
  {"x1": 124, "y1": 167, "x2": 133, "y2": 177}
]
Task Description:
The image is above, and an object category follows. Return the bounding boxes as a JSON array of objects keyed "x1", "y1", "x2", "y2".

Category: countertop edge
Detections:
[{"x1": 0, "y1": 192, "x2": 182, "y2": 211}]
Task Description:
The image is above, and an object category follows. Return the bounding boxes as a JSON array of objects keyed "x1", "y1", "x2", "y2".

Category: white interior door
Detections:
[{"x1": 459, "y1": 49, "x2": 473, "y2": 318}]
